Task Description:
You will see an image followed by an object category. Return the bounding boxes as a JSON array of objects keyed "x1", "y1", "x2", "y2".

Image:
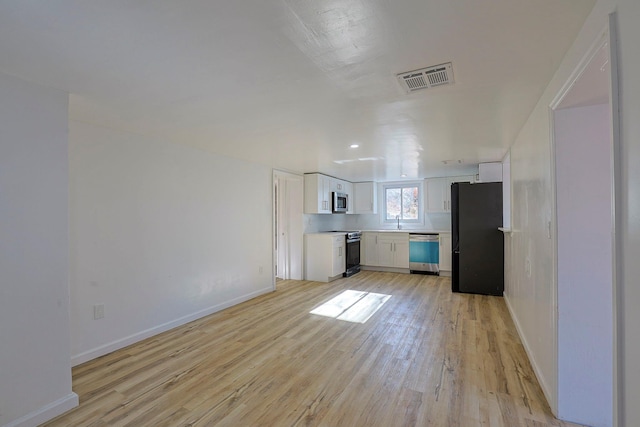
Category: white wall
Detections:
[
  {"x1": 503, "y1": 0, "x2": 616, "y2": 415},
  {"x1": 616, "y1": 0, "x2": 640, "y2": 424},
  {"x1": 555, "y1": 104, "x2": 612, "y2": 426},
  {"x1": 0, "y1": 72, "x2": 78, "y2": 426},
  {"x1": 69, "y1": 121, "x2": 274, "y2": 364}
]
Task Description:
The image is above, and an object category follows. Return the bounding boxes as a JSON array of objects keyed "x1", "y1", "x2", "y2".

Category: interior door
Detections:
[{"x1": 274, "y1": 171, "x2": 303, "y2": 280}]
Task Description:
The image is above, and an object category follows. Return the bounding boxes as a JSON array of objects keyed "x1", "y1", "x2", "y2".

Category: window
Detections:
[{"x1": 383, "y1": 182, "x2": 422, "y2": 223}]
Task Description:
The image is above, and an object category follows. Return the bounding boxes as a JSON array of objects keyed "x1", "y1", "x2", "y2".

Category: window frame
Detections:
[{"x1": 380, "y1": 181, "x2": 424, "y2": 225}]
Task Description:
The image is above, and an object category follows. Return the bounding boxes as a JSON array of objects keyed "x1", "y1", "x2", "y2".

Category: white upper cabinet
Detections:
[
  {"x1": 304, "y1": 173, "x2": 354, "y2": 214},
  {"x1": 354, "y1": 182, "x2": 378, "y2": 214},
  {"x1": 304, "y1": 173, "x2": 332, "y2": 214},
  {"x1": 332, "y1": 179, "x2": 348, "y2": 193},
  {"x1": 425, "y1": 175, "x2": 475, "y2": 213},
  {"x1": 343, "y1": 181, "x2": 354, "y2": 214},
  {"x1": 425, "y1": 177, "x2": 449, "y2": 213},
  {"x1": 478, "y1": 162, "x2": 503, "y2": 182}
]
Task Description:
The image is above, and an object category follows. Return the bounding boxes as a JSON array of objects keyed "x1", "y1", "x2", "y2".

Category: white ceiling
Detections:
[{"x1": 0, "y1": 0, "x2": 595, "y2": 182}]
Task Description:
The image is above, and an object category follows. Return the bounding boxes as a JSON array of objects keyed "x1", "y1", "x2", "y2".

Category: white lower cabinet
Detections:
[
  {"x1": 305, "y1": 234, "x2": 345, "y2": 282},
  {"x1": 332, "y1": 237, "x2": 345, "y2": 276},
  {"x1": 361, "y1": 232, "x2": 379, "y2": 266},
  {"x1": 439, "y1": 232, "x2": 452, "y2": 273},
  {"x1": 362, "y1": 232, "x2": 409, "y2": 269}
]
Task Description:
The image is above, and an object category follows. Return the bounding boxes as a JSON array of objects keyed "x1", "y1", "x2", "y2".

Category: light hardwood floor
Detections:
[{"x1": 43, "y1": 271, "x2": 584, "y2": 427}]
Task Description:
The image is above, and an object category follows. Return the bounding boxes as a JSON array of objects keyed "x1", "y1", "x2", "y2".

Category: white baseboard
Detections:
[
  {"x1": 503, "y1": 293, "x2": 556, "y2": 415},
  {"x1": 361, "y1": 266, "x2": 410, "y2": 274},
  {"x1": 71, "y1": 287, "x2": 273, "y2": 366},
  {"x1": 3, "y1": 392, "x2": 78, "y2": 427}
]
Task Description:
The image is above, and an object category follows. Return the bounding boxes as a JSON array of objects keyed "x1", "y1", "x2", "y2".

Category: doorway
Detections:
[
  {"x1": 273, "y1": 170, "x2": 303, "y2": 281},
  {"x1": 551, "y1": 31, "x2": 616, "y2": 427}
]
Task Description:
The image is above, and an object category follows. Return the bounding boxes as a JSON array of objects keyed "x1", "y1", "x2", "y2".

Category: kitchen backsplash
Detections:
[
  {"x1": 304, "y1": 212, "x2": 452, "y2": 233},
  {"x1": 303, "y1": 214, "x2": 350, "y2": 233}
]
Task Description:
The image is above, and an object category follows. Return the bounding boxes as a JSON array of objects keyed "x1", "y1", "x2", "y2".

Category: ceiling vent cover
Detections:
[{"x1": 397, "y1": 62, "x2": 454, "y2": 93}]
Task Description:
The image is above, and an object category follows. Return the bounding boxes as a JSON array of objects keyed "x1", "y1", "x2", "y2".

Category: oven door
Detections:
[{"x1": 344, "y1": 238, "x2": 361, "y2": 276}]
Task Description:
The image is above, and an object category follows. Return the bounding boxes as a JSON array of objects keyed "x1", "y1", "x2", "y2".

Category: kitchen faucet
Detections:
[{"x1": 396, "y1": 215, "x2": 401, "y2": 230}]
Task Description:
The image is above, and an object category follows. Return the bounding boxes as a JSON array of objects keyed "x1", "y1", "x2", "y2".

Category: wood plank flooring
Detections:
[{"x1": 42, "y1": 271, "x2": 584, "y2": 427}]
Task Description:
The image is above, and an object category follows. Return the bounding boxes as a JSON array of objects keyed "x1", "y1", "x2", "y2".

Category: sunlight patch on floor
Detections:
[{"x1": 310, "y1": 289, "x2": 391, "y2": 323}]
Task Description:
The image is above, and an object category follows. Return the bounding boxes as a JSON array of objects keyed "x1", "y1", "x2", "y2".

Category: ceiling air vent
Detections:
[{"x1": 397, "y1": 62, "x2": 454, "y2": 93}]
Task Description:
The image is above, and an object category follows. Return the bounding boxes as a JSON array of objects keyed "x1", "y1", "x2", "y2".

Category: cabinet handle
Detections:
[{"x1": 444, "y1": 200, "x2": 446, "y2": 211}]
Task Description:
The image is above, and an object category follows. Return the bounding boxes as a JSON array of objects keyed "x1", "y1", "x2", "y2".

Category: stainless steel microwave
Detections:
[{"x1": 332, "y1": 192, "x2": 348, "y2": 213}]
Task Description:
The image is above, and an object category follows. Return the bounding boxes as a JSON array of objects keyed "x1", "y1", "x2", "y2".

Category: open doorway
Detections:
[
  {"x1": 551, "y1": 30, "x2": 616, "y2": 427},
  {"x1": 273, "y1": 170, "x2": 303, "y2": 281}
]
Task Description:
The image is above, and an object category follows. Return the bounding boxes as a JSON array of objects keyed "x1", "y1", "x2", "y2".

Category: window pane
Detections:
[
  {"x1": 384, "y1": 184, "x2": 420, "y2": 222},
  {"x1": 386, "y1": 188, "x2": 401, "y2": 220},
  {"x1": 402, "y1": 187, "x2": 419, "y2": 219}
]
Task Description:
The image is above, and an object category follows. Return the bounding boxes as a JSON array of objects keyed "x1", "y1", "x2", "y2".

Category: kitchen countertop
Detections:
[
  {"x1": 305, "y1": 230, "x2": 451, "y2": 235},
  {"x1": 361, "y1": 229, "x2": 451, "y2": 234},
  {"x1": 305, "y1": 232, "x2": 349, "y2": 236}
]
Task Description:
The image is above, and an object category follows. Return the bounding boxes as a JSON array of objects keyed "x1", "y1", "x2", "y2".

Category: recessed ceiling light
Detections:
[
  {"x1": 401, "y1": 174, "x2": 407, "y2": 178},
  {"x1": 350, "y1": 144, "x2": 359, "y2": 148}
]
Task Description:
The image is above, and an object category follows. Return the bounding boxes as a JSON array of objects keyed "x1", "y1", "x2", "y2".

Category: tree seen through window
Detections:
[{"x1": 385, "y1": 186, "x2": 419, "y2": 220}]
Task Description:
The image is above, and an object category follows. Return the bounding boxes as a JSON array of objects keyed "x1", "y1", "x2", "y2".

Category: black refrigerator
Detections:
[{"x1": 451, "y1": 182, "x2": 504, "y2": 296}]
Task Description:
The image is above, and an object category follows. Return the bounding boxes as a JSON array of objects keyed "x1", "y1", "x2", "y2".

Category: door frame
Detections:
[{"x1": 548, "y1": 15, "x2": 621, "y2": 425}]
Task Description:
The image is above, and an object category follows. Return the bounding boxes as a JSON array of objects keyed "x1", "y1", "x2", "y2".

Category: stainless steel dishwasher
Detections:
[{"x1": 409, "y1": 233, "x2": 440, "y2": 274}]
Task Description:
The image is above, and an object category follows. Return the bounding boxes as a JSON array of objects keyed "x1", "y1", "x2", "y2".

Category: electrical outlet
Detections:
[
  {"x1": 259, "y1": 266, "x2": 264, "y2": 274},
  {"x1": 93, "y1": 304, "x2": 104, "y2": 320}
]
